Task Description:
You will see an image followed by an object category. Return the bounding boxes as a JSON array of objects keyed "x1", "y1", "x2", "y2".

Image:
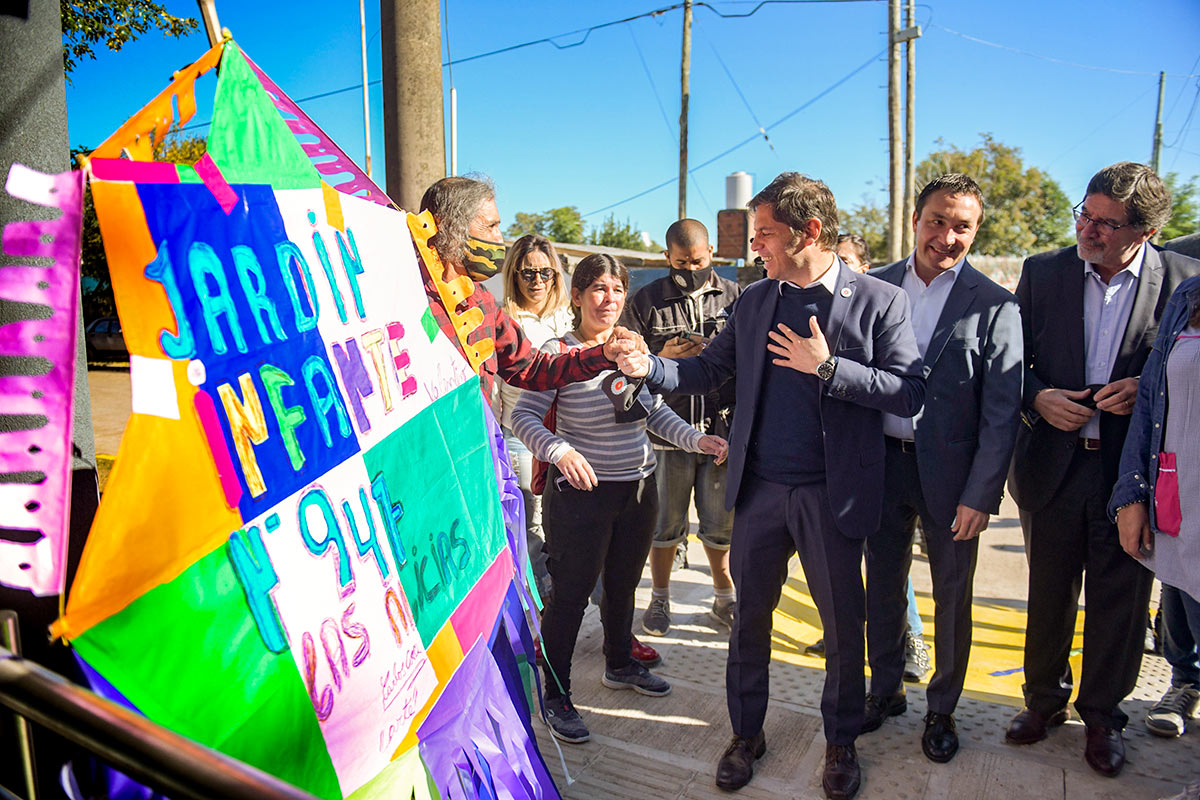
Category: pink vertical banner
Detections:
[{"x1": 0, "y1": 164, "x2": 84, "y2": 597}]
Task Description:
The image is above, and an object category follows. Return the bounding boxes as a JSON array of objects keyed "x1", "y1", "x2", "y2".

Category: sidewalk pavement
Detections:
[{"x1": 531, "y1": 495, "x2": 1200, "y2": 799}]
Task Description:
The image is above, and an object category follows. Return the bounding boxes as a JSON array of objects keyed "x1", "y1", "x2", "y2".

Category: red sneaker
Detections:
[{"x1": 631, "y1": 636, "x2": 661, "y2": 669}]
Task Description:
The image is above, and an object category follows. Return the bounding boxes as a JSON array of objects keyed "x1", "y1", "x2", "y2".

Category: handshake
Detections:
[{"x1": 601, "y1": 326, "x2": 653, "y2": 378}]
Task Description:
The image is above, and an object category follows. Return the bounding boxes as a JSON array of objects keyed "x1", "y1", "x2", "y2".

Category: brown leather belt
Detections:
[
  {"x1": 1079, "y1": 437, "x2": 1101, "y2": 451},
  {"x1": 885, "y1": 436, "x2": 916, "y2": 454}
]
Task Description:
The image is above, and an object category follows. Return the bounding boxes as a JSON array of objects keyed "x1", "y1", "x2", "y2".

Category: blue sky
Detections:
[{"x1": 64, "y1": 0, "x2": 1200, "y2": 249}]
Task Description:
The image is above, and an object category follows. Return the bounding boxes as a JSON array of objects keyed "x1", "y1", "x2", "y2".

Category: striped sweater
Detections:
[{"x1": 512, "y1": 333, "x2": 706, "y2": 481}]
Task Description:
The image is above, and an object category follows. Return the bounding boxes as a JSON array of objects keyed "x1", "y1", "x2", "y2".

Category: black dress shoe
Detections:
[
  {"x1": 922, "y1": 711, "x2": 959, "y2": 763},
  {"x1": 715, "y1": 731, "x2": 766, "y2": 791},
  {"x1": 1004, "y1": 706, "x2": 1068, "y2": 745},
  {"x1": 822, "y1": 743, "x2": 861, "y2": 799},
  {"x1": 861, "y1": 690, "x2": 907, "y2": 733},
  {"x1": 1084, "y1": 726, "x2": 1125, "y2": 777}
]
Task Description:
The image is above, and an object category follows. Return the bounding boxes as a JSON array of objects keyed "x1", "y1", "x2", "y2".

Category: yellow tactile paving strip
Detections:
[{"x1": 772, "y1": 574, "x2": 1086, "y2": 707}]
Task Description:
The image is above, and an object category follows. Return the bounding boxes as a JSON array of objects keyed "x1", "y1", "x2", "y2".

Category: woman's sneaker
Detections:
[
  {"x1": 543, "y1": 694, "x2": 590, "y2": 743},
  {"x1": 601, "y1": 662, "x2": 671, "y2": 696}
]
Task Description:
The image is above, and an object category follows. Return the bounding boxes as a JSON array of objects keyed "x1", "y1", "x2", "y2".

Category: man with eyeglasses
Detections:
[{"x1": 1006, "y1": 162, "x2": 1200, "y2": 777}]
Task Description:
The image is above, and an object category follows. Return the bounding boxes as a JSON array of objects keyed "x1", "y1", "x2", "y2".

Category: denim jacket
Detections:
[{"x1": 1108, "y1": 275, "x2": 1200, "y2": 525}]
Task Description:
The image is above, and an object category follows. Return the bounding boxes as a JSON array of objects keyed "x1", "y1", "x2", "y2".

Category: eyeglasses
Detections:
[
  {"x1": 1072, "y1": 203, "x2": 1131, "y2": 236},
  {"x1": 519, "y1": 268, "x2": 556, "y2": 284}
]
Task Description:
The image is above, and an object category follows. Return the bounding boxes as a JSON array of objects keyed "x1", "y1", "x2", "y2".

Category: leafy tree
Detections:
[
  {"x1": 838, "y1": 192, "x2": 888, "y2": 266},
  {"x1": 587, "y1": 215, "x2": 655, "y2": 251},
  {"x1": 1161, "y1": 172, "x2": 1198, "y2": 242},
  {"x1": 916, "y1": 133, "x2": 1073, "y2": 256},
  {"x1": 74, "y1": 132, "x2": 208, "y2": 325},
  {"x1": 61, "y1": 0, "x2": 199, "y2": 78},
  {"x1": 505, "y1": 206, "x2": 586, "y2": 243}
]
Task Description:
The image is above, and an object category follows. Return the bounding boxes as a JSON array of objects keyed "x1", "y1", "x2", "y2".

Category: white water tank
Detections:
[{"x1": 725, "y1": 171, "x2": 753, "y2": 210}]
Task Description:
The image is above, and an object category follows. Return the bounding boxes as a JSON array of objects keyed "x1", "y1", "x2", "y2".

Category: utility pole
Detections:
[
  {"x1": 901, "y1": 0, "x2": 916, "y2": 255},
  {"x1": 1150, "y1": 70, "x2": 1165, "y2": 175},
  {"x1": 678, "y1": 0, "x2": 692, "y2": 220},
  {"x1": 887, "y1": 0, "x2": 902, "y2": 262},
  {"x1": 360, "y1": 0, "x2": 372, "y2": 178},
  {"x1": 380, "y1": 0, "x2": 446, "y2": 211}
]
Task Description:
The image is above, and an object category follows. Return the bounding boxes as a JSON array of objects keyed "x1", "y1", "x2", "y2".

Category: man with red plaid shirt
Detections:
[{"x1": 419, "y1": 176, "x2": 644, "y2": 396}]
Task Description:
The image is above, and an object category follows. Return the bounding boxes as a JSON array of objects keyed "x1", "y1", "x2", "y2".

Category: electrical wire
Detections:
[
  {"x1": 1166, "y1": 80, "x2": 1200, "y2": 172},
  {"x1": 168, "y1": 0, "x2": 880, "y2": 136},
  {"x1": 584, "y1": 47, "x2": 883, "y2": 217},
  {"x1": 699, "y1": 26, "x2": 777, "y2": 157},
  {"x1": 1043, "y1": 83, "x2": 1156, "y2": 169},
  {"x1": 1165, "y1": 53, "x2": 1200, "y2": 124},
  {"x1": 930, "y1": 24, "x2": 1200, "y2": 79},
  {"x1": 627, "y1": 23, "x2": 678, "y2": 143}
]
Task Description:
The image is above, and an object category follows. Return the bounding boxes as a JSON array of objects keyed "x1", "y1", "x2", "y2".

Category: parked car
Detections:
[{"x1": 85, "y1": 316, "x2": 126, "y2": 361}]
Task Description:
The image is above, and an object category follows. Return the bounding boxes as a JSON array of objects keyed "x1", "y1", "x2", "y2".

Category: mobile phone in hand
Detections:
[
  {"x1": 1081, "y1": 383, "x2": 1105, "y2": 410},
  {"x1": 554, "y1": 474, "x2": 571, "y2": 492}
]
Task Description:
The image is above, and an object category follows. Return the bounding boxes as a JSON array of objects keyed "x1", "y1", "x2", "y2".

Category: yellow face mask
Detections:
[{"x1": 463, "y1": 237, "x2": 506, "y2": 281}]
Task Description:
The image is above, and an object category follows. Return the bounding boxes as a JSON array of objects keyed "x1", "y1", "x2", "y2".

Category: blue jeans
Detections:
[
  {"x1": 652, "y1": 449, "x2": 734, "y2": 550},
  {"x1": 1161, "y1": 583, "x2": 1200, "y2": 688},
  {"x1": 906, "y1": 577, "x2": 923, "y2": 636}
]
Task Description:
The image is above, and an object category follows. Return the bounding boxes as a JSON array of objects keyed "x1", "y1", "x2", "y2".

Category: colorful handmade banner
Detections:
[
  {"x1": 0, "y1": 164, "x2": 84, "y2": 597},
  {"x1": 57, "y1": 39, "x2": 553, "y2": 799}
]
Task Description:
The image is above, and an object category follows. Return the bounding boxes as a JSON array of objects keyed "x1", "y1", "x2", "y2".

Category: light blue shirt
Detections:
[
  {"x1": 1081, "y1": 243, "x2": 1145, "y2": 440},
  {"x1": 882, "y1": 255, "x2": 963, "y2": 441}
]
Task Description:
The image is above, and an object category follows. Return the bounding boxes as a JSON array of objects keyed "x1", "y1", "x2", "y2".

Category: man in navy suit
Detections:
[
  {"x1": 1006, "y1": 162, "x2": 1200, "y2": 776},
  {"x1": 618, "y1": 172, "x2": 924, "y2": 799},
  {"x1": 861, "y1": 174, "x2": 1023, "y2": 763}
]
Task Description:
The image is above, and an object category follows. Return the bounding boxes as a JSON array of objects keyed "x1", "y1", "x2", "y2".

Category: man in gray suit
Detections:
[
  {"x1": 1006, "y1": 162, "x2": 1200, "y2": 777},
  {"x1": 862, "y1": 174, "x2": 1023, "y2": 763},
  {"x1": 618, "y1": 172, "x2": 924, "y2": 798}
]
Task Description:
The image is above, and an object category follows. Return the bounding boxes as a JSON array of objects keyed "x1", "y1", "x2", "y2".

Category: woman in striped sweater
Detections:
[{"x1": 513, "y1": 253, "x2": 728, "y2": 744}]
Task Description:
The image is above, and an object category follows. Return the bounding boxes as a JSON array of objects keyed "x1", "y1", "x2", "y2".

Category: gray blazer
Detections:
[
  {"x1": 1007, "y1": 244, "x2": 1200, "y2": 512},
  {"x1": 646, "y1": 260, "x2": 925, "y2": 538},
  {"x1": 869, "y1": 259, "x2": 1024, "y2": 529}
]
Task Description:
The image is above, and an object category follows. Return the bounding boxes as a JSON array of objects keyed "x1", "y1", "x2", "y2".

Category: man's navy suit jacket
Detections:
[
  {"x1": 1007, "y1": 244, "x2": 1200, "y2": 513},
  {"x1": 646, "y1": 260, "x2": 925, "y2": 538},
  {"x1": 870, "y1": 259, "x2": 1024, "y2": 530}
]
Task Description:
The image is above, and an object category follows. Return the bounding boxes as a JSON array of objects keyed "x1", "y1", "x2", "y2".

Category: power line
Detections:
[
  {"x1": 1044, "y1": 83, "x2": 1156, "y2": 168},
  {"x1": 699, "y1": 25, "x2": 777, "y2": 156},
  {"x1": 931, "y1": 24, "x2": 1200, "y2": 78},
  {"x1": 1165, "y1": 53, "x2": 1200, "y2": 123},
  {"x1": 626, "y1": 23, "x2": 678, "y2": 144},
  {"x1": 170, "y1": 0, "x2": 882, "y2": 136},
  {"x1": 584, "y1": 47, "x2": 883, "y2": 217}
]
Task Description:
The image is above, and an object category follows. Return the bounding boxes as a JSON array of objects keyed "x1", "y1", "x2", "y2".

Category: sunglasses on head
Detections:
[{"x1": 519, "y1": 268, "x2": 556, "y2": 283}]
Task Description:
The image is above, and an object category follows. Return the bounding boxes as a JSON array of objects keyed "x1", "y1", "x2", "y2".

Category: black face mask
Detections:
[{"x1": 670, "y1": 265, "x2": 712, "y2": 293}]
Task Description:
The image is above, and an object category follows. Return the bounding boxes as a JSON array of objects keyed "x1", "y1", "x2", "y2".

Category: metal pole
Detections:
[
  {"x1": 380, "y1": 0, "x2": 446, "y2": 210},
  {"x1": 1151, "y1": 70, "x2": 1165, "y2": 175},
  {"x1": 901, "y1": 0, "x2": 915, "y2": 255},
  {"x1": 887, "y1": 0, "x2": 903, "y2": 262},
  {"x1": 0, "y1": 614, "x2": 37, "y2": 800},
  {"x1": 678, "y1": 0, "x2": 692, "y2": 220},
  {"x1": 0, "y1": 648, "x2": 321, "y2": 800},
  {"x1": 196, "y1": 0, "x2": 221, "y2": 49},
  {"x1": 450, "y1": 87, "x2": 458, "y2": 176},
  {"x1": 359, "y1": 0, "x2": 372, "y2": 178}
]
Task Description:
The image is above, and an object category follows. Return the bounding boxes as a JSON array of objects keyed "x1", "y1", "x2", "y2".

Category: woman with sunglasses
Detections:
[
  {"x1": 513, "y1": 253, "x2": 728, "y2": 744},
  {"x1": 499, "y1": 235, "x2": 573, "y2": 600}
]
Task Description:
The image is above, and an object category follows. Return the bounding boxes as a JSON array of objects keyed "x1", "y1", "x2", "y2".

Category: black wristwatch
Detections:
[{"x1": 816, "y1": 355, "x2": 838, "y2": 382}]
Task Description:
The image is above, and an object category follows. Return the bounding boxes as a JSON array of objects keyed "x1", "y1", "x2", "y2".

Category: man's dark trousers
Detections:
[
  {"x1": 728, "y1": 475, "x2": 866, "y2": 745},
  {"x1": 1020, "y1": 447, "x2": 1153, "y2": 729},
  {"x1": 865, "y1": 442, "x2": 978, "y2": 712}
]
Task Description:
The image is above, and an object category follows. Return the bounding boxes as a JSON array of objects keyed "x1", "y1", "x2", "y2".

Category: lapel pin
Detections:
[{"x1": 840, "y1": 287, "x2": 852, "y2": 298}]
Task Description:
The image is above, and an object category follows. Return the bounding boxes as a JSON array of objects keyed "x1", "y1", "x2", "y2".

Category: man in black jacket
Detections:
[{"x1": 621, "y1": 219, "x2": 741, "y2": 636}]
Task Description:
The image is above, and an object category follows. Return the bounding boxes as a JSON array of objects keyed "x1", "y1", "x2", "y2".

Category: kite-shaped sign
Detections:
[{"x1": 52, "y1": 39, "x2": 554, "y2": 799}]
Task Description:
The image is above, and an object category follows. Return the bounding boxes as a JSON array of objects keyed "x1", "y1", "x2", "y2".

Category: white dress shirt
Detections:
[
  {"x1": 882, "y1": 255, "x2": 964, "y2": 441},
  {"x1": 1080, "y1": 243, "x2": 1145, "y2": 441}
]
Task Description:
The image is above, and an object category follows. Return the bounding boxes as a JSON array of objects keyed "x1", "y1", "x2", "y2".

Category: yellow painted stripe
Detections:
[{"x1": 772, "y1": 573, "x2": 1085, "y2": 707}]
